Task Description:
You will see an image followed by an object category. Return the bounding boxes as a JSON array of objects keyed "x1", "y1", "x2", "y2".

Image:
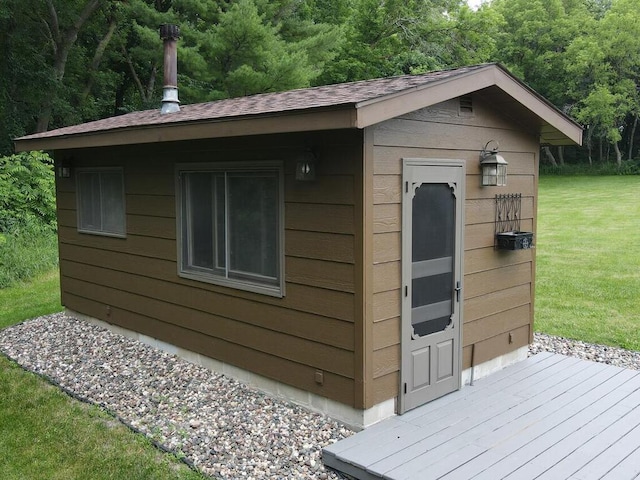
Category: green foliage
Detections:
[
  {"x1": 564, "y1": 0, "x2": 640, "y2": 164},
  {"x1": 540, "y1": 158, "x2": 640, "y2": 175},
  {"x1": 0, "y1": 152, "x2": 57, "y2": 233},
  {"x1": 4, "y1": 0, "x2": 640, "y2": 170},
  {"x1": 0, "y1": 0, "x2": 56, "y2": 152},
  {"x1": 198, "y1": 0, "x2": 321, "y2": 97},
  {"x1": 317, "y1": 0, "x2": 499, "y2": 85},
  {"x1": 493, "y1": 0, "x2": 594, "y2": 107},
  {"x1": 0, "y1": 152, "x2": 58, "y2": 288},
  {"x1": 574, "y1": 84, "x2": 631, "y2": 144},
  {"x1": 0, "y1": 220, "x2": 59, "y2": 289}
]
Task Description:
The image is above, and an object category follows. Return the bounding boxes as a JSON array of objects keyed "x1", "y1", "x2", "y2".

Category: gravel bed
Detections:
[
  {"x1": 530, "y1": 332, "x2": 640, "y2": 370},
  {"x1": 2, "y1": 313, "x2": 640, "y2": 479},
  {"x1": 0, "y1": 313, "x2": 353, "y2": 479}
]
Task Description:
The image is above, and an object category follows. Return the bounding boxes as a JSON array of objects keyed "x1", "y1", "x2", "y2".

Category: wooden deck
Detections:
[{"x1": 323, "y1": 352, "x2": 640, "y2": 479}]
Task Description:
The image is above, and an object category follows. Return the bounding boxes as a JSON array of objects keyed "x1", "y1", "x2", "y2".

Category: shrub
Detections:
[
  {"x1": 0, "y1": 151, "x2": 56, "y2": 233},
  {"x1": 0, "y1": 151, "x2": 58, "y2": 287},
  {"x1": 540, "y1": 159, "x2": 640, "y2": 176}
]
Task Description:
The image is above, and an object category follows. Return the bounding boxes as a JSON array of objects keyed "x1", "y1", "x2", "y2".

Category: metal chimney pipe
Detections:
[{"x1": 159, "y1": 24, "x2": 180, "y2": 114}]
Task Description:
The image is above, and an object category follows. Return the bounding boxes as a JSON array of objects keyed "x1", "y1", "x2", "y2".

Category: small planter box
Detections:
[{"x1": 496, "y1": 231, "x2": 534, "y2": 250}]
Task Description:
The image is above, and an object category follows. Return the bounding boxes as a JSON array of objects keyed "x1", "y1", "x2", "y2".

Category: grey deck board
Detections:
[
  {"x1": 323, "y1": 354, "x2": 640, "y2": 480},
  {"x1": 381, "y1": 364, "x2": 626, "y2": 479},
  {"x1": 535, "y1": 400, "x2": 640, "y2": 479},
  {"x1": 368, "y1": 361, "x2": 613, "y2": 476},
  {"x1": 471, "y1": 371, "x2": 640, "y2": 480},
  {"x1": 447, "y1": 369, "x2": 640, "y2": 480},
  {"x1": 397, "y1": 352, "x2": 562, "y2": 423},
  {"x1": 572, "y1": 423, "x2": 640, "y2": 480},
  {"x1": 602, "y1": 444, "x2": 640, "y2": 479}
]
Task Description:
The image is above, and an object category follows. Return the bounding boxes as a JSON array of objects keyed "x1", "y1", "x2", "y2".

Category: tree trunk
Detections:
[
  {"x1": 123, "y1": 45, "x2": 158, "y2": 105},
  {"x1": 586, "y1": 126, "x2": 593, "y2": 166},
  {"x1": 613, "y1": 141, "x2": 622, "y2": 167},
  {"x1": 543, "y1": 146, "x2": 558, "y2": 166},
  {"x1": 36, "y1": 0, "x2": 104, "y2": 132},
  {"x1": 599, "y1": 137, "x2": 604, "y2": 163},
  {"x1": 629, "y1": 114, "x2": 638, "y2": 161},
  {"x1": 80, "y1": 15, "x2": 117, "y2": 103},
  {"x1": 557, "y1": 145, "x2": 565, "y2": 165}
]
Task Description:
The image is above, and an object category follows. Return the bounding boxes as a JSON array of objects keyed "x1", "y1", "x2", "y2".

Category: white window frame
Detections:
[
  {"x1": 76, "y1": 167, "x2": 126, "y2": 238},
  {"x1": 176, "y1": 162, "x2": 285, "y2": 298}
]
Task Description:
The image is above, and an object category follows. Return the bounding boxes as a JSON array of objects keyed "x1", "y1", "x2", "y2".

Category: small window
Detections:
[
  {"x1": 177, "y1": 163, "x2": 283, "y2": 297},
  {"x1": 76, "y1": 168, "x2": 126, "y2": 237}
]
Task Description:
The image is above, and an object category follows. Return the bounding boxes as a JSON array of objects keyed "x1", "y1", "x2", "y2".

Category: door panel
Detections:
[{"x1": 400, "y1": 160, "x2": 464, "y2": 414}]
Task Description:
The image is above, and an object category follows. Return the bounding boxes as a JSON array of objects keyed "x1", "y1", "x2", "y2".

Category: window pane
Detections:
[
  {"x1": 185, "y1": 173, "x2": 215, "y2": 270},
  {"x1": 214, "y1": 174, "x2": 226, "y2": 270},
  {"x1": 77, "y1": 171, "x2": 101, "y2": 230},
  {"x1": 227, "y1": 172, "x2": 278, "y2": 282},
  {"x1": 77, "y1": 169, "x2": 125, "y2": 236},
  {"x1": 178, "y1": 166, "x2": 282, "y2": 295},
  {"x1": 100, "y1": 171, "x2": 125, "y2": 235}
]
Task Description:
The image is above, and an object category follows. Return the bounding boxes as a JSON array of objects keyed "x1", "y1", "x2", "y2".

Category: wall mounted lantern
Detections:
[
  {"x1": 295, "y1": 148, "x2": 317, "y2": 182},
  {"x1": 480, "y1": 140, "x2": 507, "y2": 187},
  {"x1": 57, "y1": 159, "x2": 72, "y2": 178}
]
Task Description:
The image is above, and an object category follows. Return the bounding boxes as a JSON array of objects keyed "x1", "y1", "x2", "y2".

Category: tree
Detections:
[
  {"x1": 0, "y1": 0, "x2": 126, "y2": 143},
  {"x1": 317, "y1": 0, "x2": 499, "y2": 85},
  {"x1": 566, "y1": 0, "x2": 640, "y2": 164},
  {"x1": 574, "y1": 85, "x2": 631, "y2": 165},
  {"x1": 195, "y1": 0, "x2": 338, "y2": 98},
  {"x1": 0, "y1": 0, "x2": 58, "y2": 153},
  {"x1": 36, "y1": 0, "x2": 107, "y2": 132},
  {"x1": 493, "y1": 0, "x2": 594, "y2": 107}
]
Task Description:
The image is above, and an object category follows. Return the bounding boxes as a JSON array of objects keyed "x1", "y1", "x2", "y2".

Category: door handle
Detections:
[{"x1": 455, "y1": 281, "x2": 461, "y2": 302}]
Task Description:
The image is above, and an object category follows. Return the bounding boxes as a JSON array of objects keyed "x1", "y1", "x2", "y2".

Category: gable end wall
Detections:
[{"x1": 369, "y1": 96, "x2": 540, "y2": 406}]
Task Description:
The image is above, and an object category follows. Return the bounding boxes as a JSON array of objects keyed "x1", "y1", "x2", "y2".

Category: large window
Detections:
[
  {"x1": 178, "y1": 163, "x2": 283, "y2": 296},
  {"x1": 76, "y1": 168, "x2": 126, "y2": 237}
]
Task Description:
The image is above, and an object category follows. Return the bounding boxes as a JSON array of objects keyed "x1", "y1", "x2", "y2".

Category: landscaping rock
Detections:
[
  {"x1": 0, "y1": 313, "x2": 353, "y2": 479},
  {"x1": 530, "y1": 332, "x2": 640, "y2": 370},
  {"x1": 2, "y1": 313, "x2": 639, "y2": 479}
]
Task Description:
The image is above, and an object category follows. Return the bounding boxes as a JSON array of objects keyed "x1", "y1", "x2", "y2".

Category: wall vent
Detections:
[{"x1": 459, "y1": 95, "x2": 473, "y2": 115}]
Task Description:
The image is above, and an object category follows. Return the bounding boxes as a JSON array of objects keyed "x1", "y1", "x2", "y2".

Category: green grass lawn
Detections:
[
  {"x1": 535, "y1": 175, "x2": 640, "y2": 350},
  {"x1": 0, "y1": 356, "x2": 205, "y2": 480},
  {"x1": 0, "y1": 269, "x2": 62, "y2": 329},
  {"x1": 0, "y1": 271, "x2": 205, "y2": 480}
]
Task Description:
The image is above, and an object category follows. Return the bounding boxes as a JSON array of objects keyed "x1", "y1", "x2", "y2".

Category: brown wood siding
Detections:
[
  {"x1": 369, "y1": 96, "x2": 540, "y2": 405},
  {"x1": 55, "y1": 131, "x2": 362, "y2": 407}
]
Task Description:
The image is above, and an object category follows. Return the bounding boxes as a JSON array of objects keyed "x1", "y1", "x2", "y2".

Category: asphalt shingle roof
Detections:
[{"x1": 18, "y1": 65, "x2": 489, "y2": 141}]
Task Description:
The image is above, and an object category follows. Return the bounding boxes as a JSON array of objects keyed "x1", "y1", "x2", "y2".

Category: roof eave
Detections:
[
  {"x1": 493, "y1": 67, "x2": 583, "y2": 146},
  {"x1": 354, "y1": 63, "x2": 582, "y2": 147},
  {"x1": 14, "y1": 106, "x2": 359, "y2": 152},
  {"x1": 354, "y1": 64, "x2": 498, "y2": 127}
]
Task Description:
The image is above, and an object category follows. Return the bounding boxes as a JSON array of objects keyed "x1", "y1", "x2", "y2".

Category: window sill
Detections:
[
  {"x1": 178, "y1": 270, "x2": 284, "y2": 298},
  {"x1": 77, "y1": 229, "x2": 127, "y2": 239}
]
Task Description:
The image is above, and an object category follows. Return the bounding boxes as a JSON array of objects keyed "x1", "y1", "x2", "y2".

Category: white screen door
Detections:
[{"x1": 400, "y1": 159, "x2": 464, "y2": 414}]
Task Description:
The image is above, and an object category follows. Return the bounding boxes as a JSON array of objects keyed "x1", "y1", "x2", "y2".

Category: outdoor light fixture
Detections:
[
  {"x1": 480, "y1": 140, "x2": 508, "y2": 187},
  {"x1": 296, "y1": 148, "x2": 317, "y2": 181},
  {"x1": 57, "y1": 159, "x2": 72, "y2": 178}
]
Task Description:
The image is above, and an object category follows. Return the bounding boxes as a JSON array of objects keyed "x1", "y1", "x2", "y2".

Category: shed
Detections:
[{"x1": 15, "y1": 63, "x2": 582, "y2": 429}]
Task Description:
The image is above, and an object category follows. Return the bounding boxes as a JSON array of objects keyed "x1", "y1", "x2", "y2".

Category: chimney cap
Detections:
[{"x1": 159, "y1": 24, "x2": 180, "y2": 40}]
